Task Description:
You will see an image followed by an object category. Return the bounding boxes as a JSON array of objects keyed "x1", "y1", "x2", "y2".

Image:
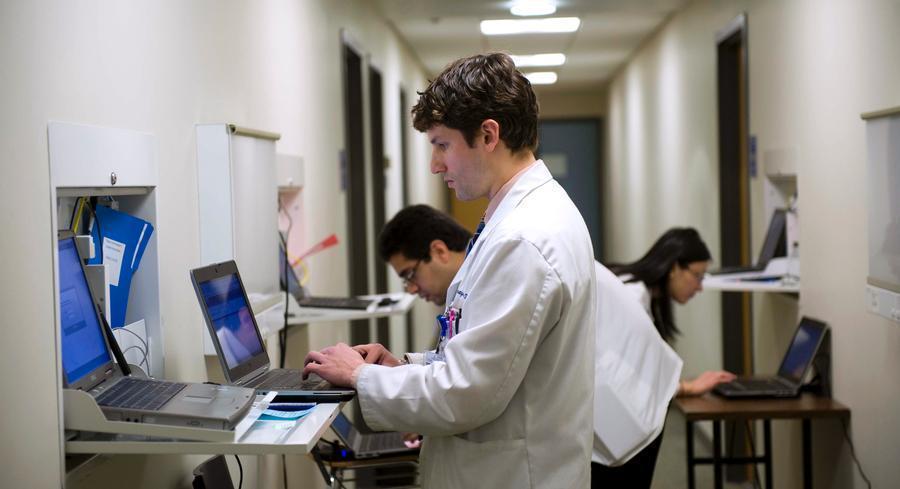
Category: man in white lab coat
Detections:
[{"x1": 304, "y1": 52, "x2": 596, "y2": 488}]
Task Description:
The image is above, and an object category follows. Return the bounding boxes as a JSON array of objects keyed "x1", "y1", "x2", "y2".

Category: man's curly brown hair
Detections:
[{"x1": 412, "y1": 52, "x2": 539, "y2": 153}]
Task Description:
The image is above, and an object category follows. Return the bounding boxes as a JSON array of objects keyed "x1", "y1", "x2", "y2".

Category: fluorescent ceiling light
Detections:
[
  {"x1": 525, "y1": 71, "x2": 558, "y2": 85},
  {"x1": 510, "y1": 1, "x2": 556, "y2": 17},
  {"x1": 480, "y1": 17, "x2": 581, "y2": 35},
  {"x1": 510, "y1": 53, "x2": 566, "y2": 67}
]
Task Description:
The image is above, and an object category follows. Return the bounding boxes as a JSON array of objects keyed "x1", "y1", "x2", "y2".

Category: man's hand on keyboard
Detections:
[
  {"x1": 303, "y1": 342, "x2": 365, "y2": 387},
  {"x1": 354, "y1": 343, "x2": 402, "y2": 367}
]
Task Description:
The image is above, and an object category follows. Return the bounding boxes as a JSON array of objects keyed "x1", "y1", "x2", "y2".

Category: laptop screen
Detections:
[
  {"x1": 196, "y1": 273, "x2": 265, "y2": 370},
  {"x1": 278, "y1": 240, "x2": 306, "y2": 300},
  {"x1": 757, "y1": 209, "x2": 787, "y2": 266},
  {"x1": 58, "y1": 237, "x2": 112, "y2": 386},
  {"x1": 777, "y1": 317, "x2": 827, "y2": 384},
  {"x1": 330, "y1": 411, "x2": 355, "y2": 445}
]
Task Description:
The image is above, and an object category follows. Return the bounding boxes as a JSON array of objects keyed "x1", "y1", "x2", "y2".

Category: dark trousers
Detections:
[{"x1": 591, "y1": 430, "x2": 664, "y2": 489}]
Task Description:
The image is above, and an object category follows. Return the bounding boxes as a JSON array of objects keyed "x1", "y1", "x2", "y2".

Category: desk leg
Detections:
[
  {"x1": 713, "y1": 421, "x2": 723, "y2": 489},
  {"x1": 764, "y1": 420, "x2": 773, "y2": 489},
  {"x1": 686, "y1": 420, "x2": 696, "y2": 489},
  {"x1": 802, "y1": 419, "x2": 812, "y2": 489}
]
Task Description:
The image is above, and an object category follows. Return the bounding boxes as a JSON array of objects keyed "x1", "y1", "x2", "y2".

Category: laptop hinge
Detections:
[{"x1": 243, "y1": 365, "x2": 271, "y2": 386}]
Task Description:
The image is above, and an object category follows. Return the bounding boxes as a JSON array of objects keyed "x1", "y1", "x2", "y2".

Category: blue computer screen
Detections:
[
  {"x1": 778, "y1": 320, "x2": 825, "y2": 382},
  {"x1": 198, "y1": 274, "x2": 264, "y2": 369},
  {"x1": 58, "y1": 238, "x2": 111, "y2": 385}
]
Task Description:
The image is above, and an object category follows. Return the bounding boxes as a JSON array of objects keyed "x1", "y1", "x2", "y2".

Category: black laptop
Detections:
[
  {"x1": 714, "y1": 317, "x2": 828, "y2": 398},
  {"x1": 190, "y1": 260, "x2": 355, "y2": 402},
  {"x1": 329, "y1": 411, "x2": 419, "y2": 459},
  {"x1": 710, "y1": 209, "x2": 787, "y2": 275},
  {"x1": 279, "y1": 238, "x2": 374, "y2": 311}
]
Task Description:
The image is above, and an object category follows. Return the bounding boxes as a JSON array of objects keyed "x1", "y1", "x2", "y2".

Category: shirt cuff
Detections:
[
  {"x1": 351, "y1": 363, "x2": 368, "y2": 388},
  {"x1": 403, "y1": 352, "x2": 426, "y2": 365}
]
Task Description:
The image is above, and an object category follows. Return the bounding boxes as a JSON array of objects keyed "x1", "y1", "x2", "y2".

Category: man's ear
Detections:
[
  {"x1": 480, "y1": 119, "x2": 500, "y2": 152},
  {"x1": 429, "y1": 239, "x2": 451, "y2": 263}
]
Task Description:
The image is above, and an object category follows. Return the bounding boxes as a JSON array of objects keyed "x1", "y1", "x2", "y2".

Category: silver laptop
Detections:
[
  {"x1": 714, "y1": 317, "x2": 828, "y2": 398},
  {"x1": 330, "y1": 411, "x2": 418, "y2": 459},
  {"x1": 58, "y1": 235, "x2": 254, "y2": 430},
  {"x1": 190, "y1": 260, "x2": 356, "y2": 402},
  {"x1": 279, "y1": 238, "x2": 374, "y2": 310}
]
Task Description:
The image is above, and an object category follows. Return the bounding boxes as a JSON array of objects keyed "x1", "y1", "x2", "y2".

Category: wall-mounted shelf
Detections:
[
  {"x1": 49, "y1": 121, "x2": 164, "y2": 378},
  {"x1": 66, "y1": 394, "x2": 339, "y2": 455},
  {"x1": 287, "y1": 292, "x2": 415, "y2": 326},
  {"x1": 196, "y1": 123, "x2": 283, "y2": 354},
  {"x1": 703, "y1": 258, "x2": 799, "y2": 294},
  {"x1": 702, "y1": 275, "x2": 799, "y2": 294}
]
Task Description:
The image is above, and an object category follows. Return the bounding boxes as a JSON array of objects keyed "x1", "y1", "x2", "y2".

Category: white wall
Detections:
[
  {"x1": 605, "y1": 0, "x2": 900, "y2": 487},
  {"x1": 0, "y1": 1, "x2": 439, "y2": 488}
]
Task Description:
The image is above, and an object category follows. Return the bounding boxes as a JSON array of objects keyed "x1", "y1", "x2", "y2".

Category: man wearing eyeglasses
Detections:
[{"x1": 378, "y1": 204, "x2": 471, "y2": 307}]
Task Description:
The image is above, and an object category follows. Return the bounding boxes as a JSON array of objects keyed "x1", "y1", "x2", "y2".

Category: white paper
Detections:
[{"x1": 103, "y1": 237, "x2": 126, "y2": 287}]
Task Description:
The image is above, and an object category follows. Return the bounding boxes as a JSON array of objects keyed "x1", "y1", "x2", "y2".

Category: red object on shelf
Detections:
[{"x1": 291, "y1": 233, "x2": 339, "y2": 266}]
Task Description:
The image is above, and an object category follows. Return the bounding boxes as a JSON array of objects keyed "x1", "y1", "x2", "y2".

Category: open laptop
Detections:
[
  {"x1": 714, "y1": 317, "x2": 828, "y2": 398},
  {"x1": 279, "y1": 238, "x2": 374, "y2": 311},
  {"x1": 190, "y1": 260, "x2": 355, "y2": 402},
  {"x1": 330, "y1": 411, "x2": 418, "y2": 459},
  {"x1": 710, "y1": 209, "x2": 787, "y2": 275},
  {"x1": 58, "y1": 235, "x2": 254, "y2": 430}
]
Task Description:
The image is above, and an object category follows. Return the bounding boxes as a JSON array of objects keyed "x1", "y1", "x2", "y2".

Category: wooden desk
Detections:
[{"x1": 674, "y1": 394, "x2": 849, "y2": 489}]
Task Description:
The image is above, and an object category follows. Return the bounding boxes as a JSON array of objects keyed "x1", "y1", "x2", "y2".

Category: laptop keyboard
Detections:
[
  {"x1": 360, "y1": 432, "x2": 405, "y2": 453},
  {"x1": 730, "y1": 378, "x2": 791, "y2": 392},
  {"x1": 298, "y1": 296, "x2": 373, "y2": 310},
  {"x1": 96, "y1": 377, "x2": 187, "y2": 411},
  {"x1": 253, "y1": 369, "x2": 334, "y2": 391}
]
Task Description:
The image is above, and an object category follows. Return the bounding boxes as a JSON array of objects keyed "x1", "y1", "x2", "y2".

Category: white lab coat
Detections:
[
  {"x1": 592, "y1": 266, "x2": 682, "y2": 465},
  {"x1": 356, "y1": 161, "x2": 596, "y2": 489}
]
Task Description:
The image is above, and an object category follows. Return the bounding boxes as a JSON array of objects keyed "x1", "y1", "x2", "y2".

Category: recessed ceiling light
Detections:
[
  {"x1": 510, "y1": 1, "x2": 556, "y2": 17},
  {"x1": 525, "y1": 71, "x2": 558, "y2": 85},
  {"x1": 480, "y1": 17, "x2": 581, "y2": 36},
  {"x1": 510, "y1": 53, "x2": 566, "y2": 67}
]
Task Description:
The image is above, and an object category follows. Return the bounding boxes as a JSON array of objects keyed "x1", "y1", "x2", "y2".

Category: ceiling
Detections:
[{"x1": 374, "y1": 0, "x2": 689, "y2": 92}]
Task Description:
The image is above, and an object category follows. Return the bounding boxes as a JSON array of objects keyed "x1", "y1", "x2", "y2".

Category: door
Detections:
[{"x1": 537, "y1": 118, "x2": 603, "y2": 259}]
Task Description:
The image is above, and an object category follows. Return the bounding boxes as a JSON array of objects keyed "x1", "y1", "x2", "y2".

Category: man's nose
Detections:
[{"x1": 430, "y1": 152, "x2": 444, "y2": 174}]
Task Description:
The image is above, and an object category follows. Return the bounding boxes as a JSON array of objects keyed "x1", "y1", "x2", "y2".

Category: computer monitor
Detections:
[
  {"x1": 195, "y1": 272, "x2": 266, "y2": 371},
  {"x1": 58, "y1": 236, "x2": 115, "y2": 389},
  {"x1": 777, "y1": 317, "x2": 828, "y2": 385},
  {"x1": 757, "y1": 209, "x2": 788, "y2": 266}
]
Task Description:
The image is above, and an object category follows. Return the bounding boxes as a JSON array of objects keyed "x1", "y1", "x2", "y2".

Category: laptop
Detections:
[
  {"x1": 714, "y1": 317, "x2": 828, "y2": 398},
  {"x1": 279, "y1": 238, "x2": 374, "y2": 311},
  {"x1": 710, "y1": 209, "x2": 787, "y2": 275},
  {"x1": 190, "y1": 260, "x2": 355, "y2": 402},
  {"x1": 330, "y1": 411, "x2": 418, "y2": 459},
  {"x1": 58, "y1": 235, "x2": 254, "y2": 430}
]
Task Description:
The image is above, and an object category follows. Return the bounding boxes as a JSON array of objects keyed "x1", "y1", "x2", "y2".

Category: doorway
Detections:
[
  {"x1": 341, "y1": 42, "x2": 370, "y2": 347},
  {"x1": 716, "y1": 13, "x2": 753, "y2": 483},
  {"x1": 537, "y1": 118, "x2": 603, "y2": 259}
]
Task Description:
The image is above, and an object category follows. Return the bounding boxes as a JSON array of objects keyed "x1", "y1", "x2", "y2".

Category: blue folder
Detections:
[{"x1": 88, "y1": 205, "x2": 154, "y2": 327}]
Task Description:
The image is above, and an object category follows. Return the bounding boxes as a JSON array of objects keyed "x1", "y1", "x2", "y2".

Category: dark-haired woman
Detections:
[{"x1": 592, "y1": 227, "x2": 735, "y2": 489}]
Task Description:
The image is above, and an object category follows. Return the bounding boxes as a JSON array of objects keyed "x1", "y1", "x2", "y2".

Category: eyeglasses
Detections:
[
  {"x1": 686, "y1": 267, "x2": 706, "y2": 282},
  {"x1": 399, "y1": 260, "x2": 422, "y2": 289}
]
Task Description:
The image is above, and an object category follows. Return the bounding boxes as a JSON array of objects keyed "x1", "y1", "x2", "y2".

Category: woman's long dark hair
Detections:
[{"x1": 610, "y1": 227, "x2": 711, "y2": 342}]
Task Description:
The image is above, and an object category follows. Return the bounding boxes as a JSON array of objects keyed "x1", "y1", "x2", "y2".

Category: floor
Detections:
[{"x1": 651, "y1": 408, "x2": 758, "y2": 489}]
